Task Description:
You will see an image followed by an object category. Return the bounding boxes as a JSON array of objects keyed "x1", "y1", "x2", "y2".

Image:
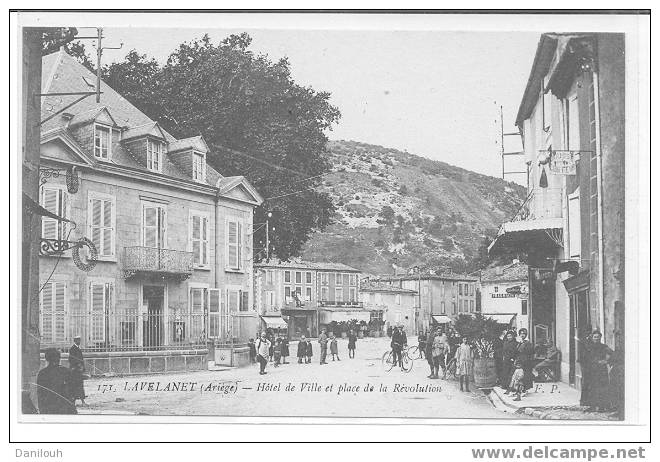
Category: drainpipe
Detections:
[{"x1": 592, "y1": 70, "x2": 606, "y2": 340}]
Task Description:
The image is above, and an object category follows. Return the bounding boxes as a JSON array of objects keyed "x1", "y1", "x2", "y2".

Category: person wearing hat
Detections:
[
  {"x1": 69, "y1": 335, "x2": 86, "y2": 406},
  {"x1": 390, "y1": 324, "x2": 407, "y2": 369},
  {"x1": 500, "y1": 330, "x2": 519, "y2": 388},
  {"x1": 516, "y1": 328, "x2": 535, "y2": 392},
  {"x1": 36, "y1": 348, "x2": 77, "y2": 414}
]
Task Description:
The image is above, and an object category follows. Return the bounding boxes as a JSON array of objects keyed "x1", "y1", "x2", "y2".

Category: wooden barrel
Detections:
[{"x1": 473, "y1": 358, "x2": 497, "y2": 388}]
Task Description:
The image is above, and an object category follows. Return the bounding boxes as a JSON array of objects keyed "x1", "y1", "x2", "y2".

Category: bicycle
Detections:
[
  {"x1": 406, "y1": 345, "x2": 425, "y2": 360},
  {"x1": 382, "y1": 346, "x2": 414, "y2": 373}
]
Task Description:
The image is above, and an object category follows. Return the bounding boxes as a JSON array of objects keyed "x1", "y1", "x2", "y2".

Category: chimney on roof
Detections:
[{"x1": 512, "y1": 258, "x2": 520, "y2": 265}]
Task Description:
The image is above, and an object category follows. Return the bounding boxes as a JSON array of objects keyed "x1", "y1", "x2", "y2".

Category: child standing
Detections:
[
  {"x1": 347, "y1": 330, "x2": 357, "y2": 359},
  {"x1": 273, "y1": 338, "x2": 283, "y2": 367},
  {"x1": 329, "y1": 332, "x2": 340, "y2": 361},
  {"x1": 456, "y1": 337, "x2": 473, "y2": 392},
  {"x1": 305, "y1": 338, "x2": 313, "y2": 364},
  {"x1": 505, "y1": 359, "x2": 526, "y2": 401}
]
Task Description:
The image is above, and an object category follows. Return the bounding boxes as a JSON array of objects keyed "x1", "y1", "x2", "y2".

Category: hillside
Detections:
[{"x1": 300, "y1": 140, "x2": 526, "y2": 275}]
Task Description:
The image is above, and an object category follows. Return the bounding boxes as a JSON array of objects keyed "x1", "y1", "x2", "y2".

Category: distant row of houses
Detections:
[{"x1": 253, "y1": 259, "x2": 530, "y2": 339}]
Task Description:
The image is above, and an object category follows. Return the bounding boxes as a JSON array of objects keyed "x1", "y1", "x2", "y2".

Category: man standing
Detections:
[
  {"x1": 256, "y1": 332, "x2": 271, "y2": 375},
  {"x1": 68, "y1": 335, "x2": 86, "y2": 406},
  {"x1": 318, "y1": 328, "x2": 329, "y2": 364},
  {"x1": 390, "y1": 325, "x2": 407, "y2": 369},
  {"x1": 36, "y1": 349, "x2": 76, "y2": 414}
]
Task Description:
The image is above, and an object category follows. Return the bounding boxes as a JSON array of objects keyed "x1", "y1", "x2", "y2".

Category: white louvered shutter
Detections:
[
  {"x1": 208, "y1": 288, "x2": 220, "y2": 338},
  {"x1": 227, "y1": 221, "x2": 238, "y2": 269},
  {"x1": 41, "y1": 188, "x2": 60, "y2": 240},
  {"x1": 41, "y1": 282, "x2": 54, "y2": 344},
  {"x1": 90, "y1": 282, "x2": 106, "y2": 343}
]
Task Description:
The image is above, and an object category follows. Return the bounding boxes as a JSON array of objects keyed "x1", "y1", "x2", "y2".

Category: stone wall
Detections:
[{"x1": 41, "y1": 349, "x2": 210, "y2": 377}]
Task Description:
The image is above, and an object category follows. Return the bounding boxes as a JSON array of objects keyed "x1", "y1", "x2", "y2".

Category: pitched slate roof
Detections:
[
  {"x1": 40, "y1": 50, "x2": 223, "y2": 186},
  {"x1": 480, "y1": 261, "x2": 528, "y2": 283},
  {"x1": 168, "y1": 135, "x2": 209, "y2": 153},
  {"x1": 360, "y1": 282, "x2": 417, "y2": 294},
  {"x1": 255, "y1": 260, "x2": 361, "y2": 272},
  {"x1": 122, "y1": 122, "x2": 167, "y2": 141}
]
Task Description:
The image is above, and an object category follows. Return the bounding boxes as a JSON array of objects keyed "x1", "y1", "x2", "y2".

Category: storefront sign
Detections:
[
  {"x1": 549, "y1": 150, "x2": 579, "y2": 175},
  {"x1": 492, "y1": 293, "x2": 517, "y2": 298}
]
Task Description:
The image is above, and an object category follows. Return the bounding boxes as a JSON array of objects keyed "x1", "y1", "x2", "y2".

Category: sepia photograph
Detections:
[{"x1": 9, "y1": 8, "x2": 651, "y2": 447}]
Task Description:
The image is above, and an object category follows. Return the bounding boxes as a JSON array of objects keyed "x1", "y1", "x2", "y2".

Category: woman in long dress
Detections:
[
  {"x1": 501, "y1": 331, "x2": 519, "y2": 388},
  {"x1": 456, "y1": 337, "x2": 474, "y2": 392},
  {"x1": 580, "y1": 330, "x2": 614, "y2": 411}
]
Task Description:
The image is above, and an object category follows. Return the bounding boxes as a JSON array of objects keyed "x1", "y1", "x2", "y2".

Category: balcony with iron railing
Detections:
[
  {"x1": 123, "y1": 246, "x2": 194, "y2": 280},
  {"x1": 318, "y1": 300, "x2": 363, "y2": 308}
]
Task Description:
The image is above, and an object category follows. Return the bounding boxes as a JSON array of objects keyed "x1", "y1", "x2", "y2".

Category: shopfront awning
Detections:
[
  {"x1": 482, "y1": 313, "x2": 517, "y2": 325},
  {"x1": 320, "y1": 309, "x2": 371, "y2": 324},
  {"x1": 260, "y1": 315, "x2": 288, "y2": 329},
  {"x1": 431, "y1": 315, "x2": 453, "y2": 324},
  {"x1": 488, "y1": 218, "x2": 563, "y2": 256}
]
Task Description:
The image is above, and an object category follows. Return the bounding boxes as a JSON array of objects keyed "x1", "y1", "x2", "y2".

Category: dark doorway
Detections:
[
  {"x1": 569, "y1": 289, "x2": 590, "y2": 387},
  {"x1": 143, "y1": 285, "x2": 164, "y2": 350}
]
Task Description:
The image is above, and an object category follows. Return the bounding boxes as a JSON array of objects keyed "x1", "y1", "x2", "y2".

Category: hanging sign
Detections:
[{"x1": 549, "y1": 150, "x2": 579, "y2": 175}]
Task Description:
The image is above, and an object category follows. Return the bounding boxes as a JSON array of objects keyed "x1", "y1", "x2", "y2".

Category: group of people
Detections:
[
  {"x1": 251, "y1": 328, "x2": 359, "y2": 375},
  {"x1": 494, "y1": 328, "x2": 535, "y2": 401},
  {"x1": 419, "y1": 327, "x2": 474, "y2": 392},
  {"x1": 35, "y1": 335, "x2": 87, "y2": 414}
]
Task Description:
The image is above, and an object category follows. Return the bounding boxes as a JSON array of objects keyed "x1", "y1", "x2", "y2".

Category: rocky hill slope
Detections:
[{"x1": 300, "y1": 140, "x2": 526, "y2": 276}]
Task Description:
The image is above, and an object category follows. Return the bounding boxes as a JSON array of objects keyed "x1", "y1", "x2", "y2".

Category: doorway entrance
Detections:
[
  {"x1": 569, "y1": 289, "x2": 590, "y2": 387},
  {"x1": 143, "y1": 285, "x2": 165, "y2": 349}
]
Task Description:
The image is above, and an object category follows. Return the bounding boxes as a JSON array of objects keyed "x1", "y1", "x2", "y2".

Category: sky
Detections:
[{"x1": 97, "y1": 27, "x2": 539, "y2": 184}]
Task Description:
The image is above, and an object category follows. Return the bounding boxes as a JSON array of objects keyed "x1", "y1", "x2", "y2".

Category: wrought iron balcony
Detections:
[
  {"x1": 123, "y1": 246, "x2": 194, "y2": 280},
  {"x1": 318, "y1": 300, "x2": 363, "y2": 308}
]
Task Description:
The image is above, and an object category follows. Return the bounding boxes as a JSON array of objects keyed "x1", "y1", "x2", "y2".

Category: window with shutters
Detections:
[
  {"x1": 88, "y1": 192, "x2": 115, "y2": 258},
  {"x1": 320, "y1": 272, "x2": 328, "y2": 285},
  {"x1": 349, "y1": 274, "x2": 357, "y2": 286},
  {"x1": 305, "y1": 272, "x2": 312, "y2": 284},
  {"x1": 192, "y1": 152, "x2": 206, "y2": 182},
  {"x1": 284, "y1": 271, "x2": 291, "y2": 283},
  {"x1": 335, "y1": 288, "x2": 343, "y2": 302},
  {"x1": 265, "y1": 290, "x2": 275, "y2": 309},
  {"x1": 266, "y1": 270, "x2": 274, "y2": 285},
  {"x1": 89, "y1": 280, "x2": 113, "y2": 345},
  {"x1": 226, "y1": 220, "x2": 242, "y2": 270},
  {"x1": 40, "y1": 281, "x2": 67, "y2": 345},
  {"x1": 40, "y1": 186, "x2": 68, "y2": 241},
  {"x1": 227, "y1": 288, "x2": 241, "y2": 312},
  {"x1": 350, "y1": 288, "x2": 357, "y2": 302},
  {"x1": 335, "y1": 273, "x2": 342, "y2": 285},
  {"x1": 395, "y1": 294, "x2": 401, "y2": 305},
  {"x1": 295, "y1": 271, "x2": 302, "y2": 284},
  {"x1": 321, "y1": 287, "x2": 329, "y2": 301},
  {"x1": 147, "y1": 139, "x2": 163, "y2": 172},
  {"x1": 94, "y1": 124, "x2": 111, "y2": 159},
  {"x1": 285, "y1": 286, "x2": 292, "y2": 301},
  {"x1": 441, "y1": 301, "x2": 446, "y2": 314},
  {"x1": 189, "y1": 211, "x2": 210, "y2": 267},
  {"x1": 305, "y1": 287, "x2": 312, "y2": 301},
  {"x1": 142, "y1": 202, "x2": 166, "y2": 248},
  {"x1": 208, "y1": 288, "x2": 221, "y2": 338}
]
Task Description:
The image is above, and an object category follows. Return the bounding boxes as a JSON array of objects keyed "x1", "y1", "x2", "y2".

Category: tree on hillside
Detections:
[{"x1": 74, "y1": 33, "x2": 340, "y2": 260}]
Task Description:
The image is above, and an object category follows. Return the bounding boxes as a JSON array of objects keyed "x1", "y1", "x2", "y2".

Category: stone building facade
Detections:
[{"x1": 37, "y1": 50, "x2": 262, "y2": 375}]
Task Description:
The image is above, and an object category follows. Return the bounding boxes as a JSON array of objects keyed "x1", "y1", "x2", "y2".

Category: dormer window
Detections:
[
  {"x1": 94, "y1": 124, "x2": 111, "y2": 159},
  {"x1": 147, "y1": 139, "x2": 163, "y2": 172},
  {"x1": 192, "y1": 152, "x2": 206, "y2": 182}
]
